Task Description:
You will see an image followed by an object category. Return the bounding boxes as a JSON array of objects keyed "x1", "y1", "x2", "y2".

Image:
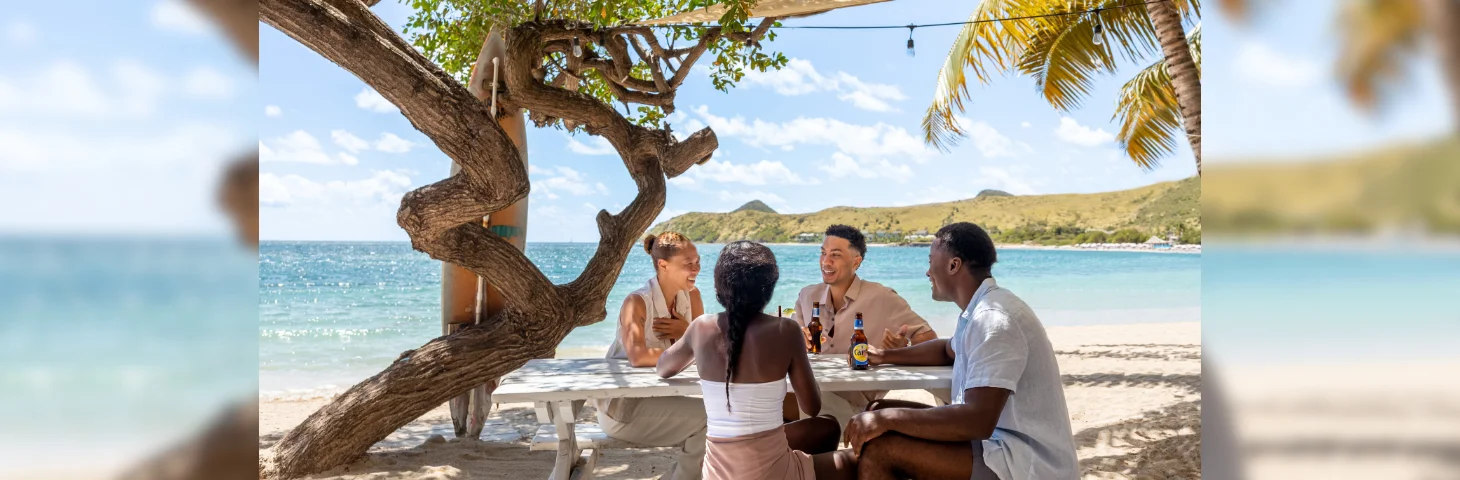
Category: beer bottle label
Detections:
[{"x1": 852, "y1": 344, "x2": 869, "y2": 365}]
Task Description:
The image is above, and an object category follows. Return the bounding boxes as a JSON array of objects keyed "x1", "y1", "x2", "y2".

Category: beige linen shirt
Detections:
[{"x1": 790, "y1": 276, "x2": 931, "y2": 354}]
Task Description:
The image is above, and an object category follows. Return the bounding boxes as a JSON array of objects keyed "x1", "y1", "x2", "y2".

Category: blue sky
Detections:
[
  {"x1": 0, "y1": 0, "x2": 1445, "y2": 239},
  {"x1": 0, "y1": 1, "x2": 256, "y2": 236},
  {"x1": 258, "y1": 0, "x2": 1213, "y2": 242}
]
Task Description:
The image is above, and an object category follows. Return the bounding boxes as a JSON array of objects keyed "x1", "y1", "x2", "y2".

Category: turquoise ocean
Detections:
[{"x1": 259, "y1": 241, "x2": 1201, "y2": 399}]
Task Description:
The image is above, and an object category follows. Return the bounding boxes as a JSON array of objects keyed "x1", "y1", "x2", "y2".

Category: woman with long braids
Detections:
[{"x1": 658, "y1": 241, "x2": 853, "y2": 480}]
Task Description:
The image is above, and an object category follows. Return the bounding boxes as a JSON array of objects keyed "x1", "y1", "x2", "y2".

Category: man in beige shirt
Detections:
[{"x1": 789, "y1": 225, "x2": 940, "y2": 426}]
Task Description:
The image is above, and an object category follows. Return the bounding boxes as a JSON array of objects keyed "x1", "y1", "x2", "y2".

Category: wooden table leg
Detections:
[{"x1": 549, "y1": 400, "x2": 581, "y2": 480}]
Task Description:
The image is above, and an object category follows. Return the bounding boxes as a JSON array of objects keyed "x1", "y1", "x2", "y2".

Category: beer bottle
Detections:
[
  {"x1": 850, "y1": 313, "x2": 870, "y2": 370},
  {"x1": 807, "y1": 301, "x2": 824, "y2": 354}
]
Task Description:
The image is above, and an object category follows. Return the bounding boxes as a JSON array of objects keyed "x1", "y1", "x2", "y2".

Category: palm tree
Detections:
[{"x1": 923, "y1": 0, "x2": 1202, "y2": 173}]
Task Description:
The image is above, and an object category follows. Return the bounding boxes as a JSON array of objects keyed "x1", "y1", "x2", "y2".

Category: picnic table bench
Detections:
[{"x1": 494, "y1": 355, "x2": 954, "y2": 480}]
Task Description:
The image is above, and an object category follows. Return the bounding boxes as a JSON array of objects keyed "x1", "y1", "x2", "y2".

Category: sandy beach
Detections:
[{"x1": 259, "y1": 322, "x2": 1200, "y2": 479}]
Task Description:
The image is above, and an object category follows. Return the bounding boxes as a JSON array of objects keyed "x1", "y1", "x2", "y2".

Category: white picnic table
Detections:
[{"x1": 494, "y1": 355, "x2": 953, "y2": 480}]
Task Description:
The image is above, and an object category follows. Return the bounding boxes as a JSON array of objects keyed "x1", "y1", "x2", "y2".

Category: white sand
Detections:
[
  {"x1": 1219, "y1": 359, "x2": 1460, "y2": 480},
  {"x1": 260, "y1": 322, "x2": 1202, "y2": 479}
]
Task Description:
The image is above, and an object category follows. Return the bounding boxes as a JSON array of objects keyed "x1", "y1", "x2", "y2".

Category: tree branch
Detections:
[
  {"x1": 661, "y1": 127, "x2": 717, "y2": 177},
  {"x1": 259, "y1": 0, "x2": 526, "y2": 199}
]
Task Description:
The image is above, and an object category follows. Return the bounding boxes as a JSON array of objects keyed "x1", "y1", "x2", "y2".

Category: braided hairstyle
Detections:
[{"x1": 713, "y1": 241, "x2": 779, "y2": 412}]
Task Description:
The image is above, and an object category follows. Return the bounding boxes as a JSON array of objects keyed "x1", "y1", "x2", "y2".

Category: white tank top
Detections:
[{"x1": 699, "y1": 378, "x2": 787, "y2": 438}]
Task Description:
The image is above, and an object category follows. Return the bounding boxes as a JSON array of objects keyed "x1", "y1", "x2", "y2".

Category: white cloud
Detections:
[
  {"x1": 978, "y1": 166, "x2": 1037, "y2": 195},
  {"x1": 742, "y1": 58, "x2": 831, "y2": 95},
  {"x1": 717, "y1": 190, "x2": 788, "y2": 209},
  {"x1": 0, "y1": 60, "x2": 165, "y2": 119},
  {"x1": 894, "y1": 186, "x2": 972, "y2": 206},
  {"x1": 693, "y1": 105, "x2": 935, "y2": 165},
  {"x1": 667, "y1": 176, "x2": 702, "y2": 190},
  {"x1": 529, "y1": 165, "x2": 607, "y2": 198},
  {"x1": 686, "y1": 159, "x2": 817, "y2": 186},
  {"x1": 150, "y1": 0, "x2": 212, "y2": 35},
  {"x1": 960, "y1": 119, "x2": 1017, "y2": 158},
  {"x1": 183, "y1": 66, "x2": 235, "y2": 99},
  {"x1": 833, "y1": 72, "x2": 907, "y2": 113},
  {"x1": 818, "y1": 152, "x2": 913, "y2": 183},
  {"x1": 1237, "y1": 41, "x2": 1320, "y2": 88},
  {"x1": 260, "y1": 130, "x2": 359, "y2": 166},
  {"x1": 0, "y1": 123, "x2": 240, "y2": 173},
  {"x1": 330, "y1": 130, "x2": 370, "y2": 153},
  {"x1": 1053, "y1": 117, "x2": 1115, "y2": 147},
  {"x1": 265, "y1": 105, "x2": 283, "y2": 117},
  {"x1": 565, "y1": 134, "x2": 615, "y2": 155},
  {"x1": 740, "y1": 58, "x2": 906, "y2": 112},
  {"x1": 1021, "y1": 121, "x2": 1031, "y2": 128},
  {"x1": 6, "y1": 21, "x2": 36, "y2": 46},
  {"x1": 354, "y1": 87, "x2": 398, "y2": 113},
  {"x1": 653, "y1": 208, "x2": 688, "y2": 227},
  {"x1": 260, "y1": 170, "x2": 413, "y2": 208},
  {"x1": 374, "y1": 132, "x2": 416, "y2": 153}
]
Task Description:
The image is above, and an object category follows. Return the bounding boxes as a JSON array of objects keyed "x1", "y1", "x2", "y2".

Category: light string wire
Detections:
[{"x1": 624, "y1": 0, "x2": 1173, "y2": 30}]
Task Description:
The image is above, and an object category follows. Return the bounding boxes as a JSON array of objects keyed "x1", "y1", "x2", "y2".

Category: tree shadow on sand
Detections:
[{"x1": 1076, "y1": 401, "x2": 1202, "y2": 479}]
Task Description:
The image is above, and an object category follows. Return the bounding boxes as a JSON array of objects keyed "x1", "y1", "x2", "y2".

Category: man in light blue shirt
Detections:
[{"x1": 840, "y1": 222, "x2": 1078, "y2": 479}]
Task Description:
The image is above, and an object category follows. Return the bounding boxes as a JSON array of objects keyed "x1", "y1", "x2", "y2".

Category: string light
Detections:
[
  {"x1": 571, "y1": 36, "x2": 583, "y2": 57},
  {"x1": 905, "y1": 25, "x2": 915, "y2": 57},
  {"x1": 1092, "y1": 20, "x2": 1105, "y2": 45},
  {"x1": 630, "y1": 0, "x2": 1173, "y2": 32}
]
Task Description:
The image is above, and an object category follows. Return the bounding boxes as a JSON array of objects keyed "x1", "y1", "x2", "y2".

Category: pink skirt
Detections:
[{"x1": 703, "y1": 426, "x2": 814, "y2": 480}]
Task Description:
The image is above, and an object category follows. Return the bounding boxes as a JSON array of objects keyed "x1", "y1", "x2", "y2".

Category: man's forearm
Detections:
[
  {"x1": 883, "y1": 339, "x2": 951, "y2": 365},
  {"x1": 881, "y1": 338, "x2": 953, "y2": 366},
  {"x1": 883, "y1": 404, "x2": 994, "y2": 442}
]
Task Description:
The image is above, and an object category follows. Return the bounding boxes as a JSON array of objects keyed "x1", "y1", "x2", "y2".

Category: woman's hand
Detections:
[{"x1": 651, "y1": 316, "x2": 690, "y2": 342}]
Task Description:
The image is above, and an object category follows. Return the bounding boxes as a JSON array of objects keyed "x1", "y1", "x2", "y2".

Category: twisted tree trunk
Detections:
[
  {"x1": 1424, "y1": 0, "x2": 1460, "y2": 130},
  {"x1": 259, "y1": 0, "x2": 749, "y2": 477},
  {"x1": 1146, "y1": 0, "x2": 1202, "y2": 175}
]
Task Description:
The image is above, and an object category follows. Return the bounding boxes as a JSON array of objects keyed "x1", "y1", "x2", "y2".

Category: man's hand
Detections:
[
  {"x1": 843, "y1": 410, "x2": 891, "y2": 458},
  {"x1": 881, "y1": 325, "x2": 911, "y2": 349},
  {"x1": 651, "y1": 317, "x2": 689, "y2": 342},
  {"x1": 866, "y1": 345, "x2": 886, "y2": 366}
]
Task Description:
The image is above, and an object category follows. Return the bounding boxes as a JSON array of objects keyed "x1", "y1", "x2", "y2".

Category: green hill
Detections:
[
  {"x1": 733, "y1": 200, "x2": 778, "y2": 214},
  {"x1": 651, "y1": 177, "x2": 1200, "y2": 245},
  {"x1": 1204, "y1": 136, "x2": 1460, "y2": 234}
]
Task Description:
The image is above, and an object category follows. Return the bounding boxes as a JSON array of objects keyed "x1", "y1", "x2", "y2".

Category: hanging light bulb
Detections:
[
  {"x1": 906, "y1": 25, "x2": 916, "y2": 58},
  {"x1": 1092, "y1": 22, "x2": 1104, "y2": 46},
  {"x1": 571, "y1": 36, "x2": 583, "y2": 57}
]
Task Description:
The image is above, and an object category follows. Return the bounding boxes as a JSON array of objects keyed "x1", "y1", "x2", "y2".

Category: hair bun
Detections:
[{"x1": 642, "y1": 234, "x2": 657, "y2": 254}]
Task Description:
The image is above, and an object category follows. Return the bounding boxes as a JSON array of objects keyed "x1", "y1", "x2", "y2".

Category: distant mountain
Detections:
[
  {"x1": 1204, "y1": 137, "x2": 1460, "y2": 234},
  {"x1": 650, "y1": 177, "x2": 1199, "y2": 244},
  {"x1": 976, "y1": 189, "x2": 1013, "y2": 198},
  {"x1": 732, "y1": 200, "x2": 778, "y2": 214}
]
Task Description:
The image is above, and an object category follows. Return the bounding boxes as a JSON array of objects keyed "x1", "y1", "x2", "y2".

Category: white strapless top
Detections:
[{"x1": 699, "y1": 378, "x2": 787, "y2": 438}]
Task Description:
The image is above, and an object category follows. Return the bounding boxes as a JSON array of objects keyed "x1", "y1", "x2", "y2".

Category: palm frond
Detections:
[
  {"x1": 1336, "y1": 0, "x2": 1423, "y2": 111},
  {"x1": 1113, "y1": 58, "x2": 1180, "y2": 169},
  {"x1": 1112, "y1": 22, "x2": 1200, "y2": 169},
  {"x1": 922, "y1": 0, "x2": 1035, "y2": 151}
]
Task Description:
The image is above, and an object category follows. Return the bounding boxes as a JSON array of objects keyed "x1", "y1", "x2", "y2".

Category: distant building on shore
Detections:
[
  {"x1": 1145, "y1": 236, "x2": 1172, "y2": 249},
  {"x1": 795, "y1": 232, "x2": 821, "y2": 243},
  {"x1": 905, "y1": 229, "x2": 934, "y2": 243}
]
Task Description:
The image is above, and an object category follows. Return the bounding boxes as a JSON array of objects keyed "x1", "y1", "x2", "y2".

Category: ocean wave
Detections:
[{"x1": 259, "y1": 384, "x2": 346, "y2": 402}]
